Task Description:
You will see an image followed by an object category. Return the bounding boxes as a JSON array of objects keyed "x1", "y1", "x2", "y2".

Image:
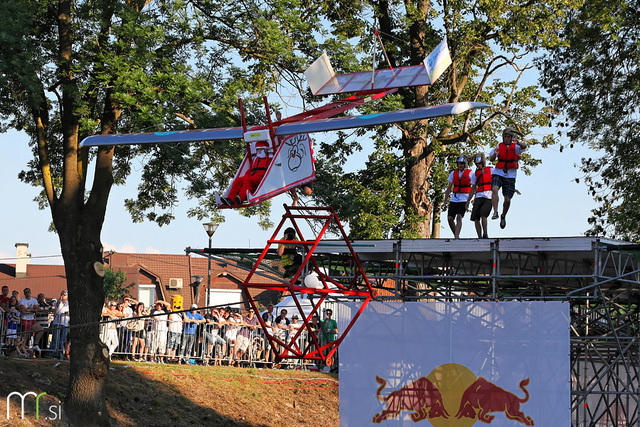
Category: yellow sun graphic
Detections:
[{"x1": 426, "y1": 363, "x2": 478, "y2": 427}]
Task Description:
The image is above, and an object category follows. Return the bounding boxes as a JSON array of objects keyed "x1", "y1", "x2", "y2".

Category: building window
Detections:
[
  {"x1": 138, "y1": 285, "x2": 156, "y2": 308},
  {"x1": 208, "y1": 289, "x2": 242, "y2": 310}
]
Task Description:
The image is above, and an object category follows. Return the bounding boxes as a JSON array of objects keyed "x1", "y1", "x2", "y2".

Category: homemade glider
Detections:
[{"x1": 80, "y1": 38, "x2": 490, "y2": 208}]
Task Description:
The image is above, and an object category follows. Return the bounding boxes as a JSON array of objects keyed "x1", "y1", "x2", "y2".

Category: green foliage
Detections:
[
  {"x1": 539, "y1": 0, "x2": 640, "y2": 241},
  {"x1": 309, "y1": 0, "x2": 575, "y2": 237},
  {"x1": 103, "y1": 267, "x2": 135, "y2": 302},
  {"x1": 0, "y1": 0, "x2": 575, "y2": 240}
]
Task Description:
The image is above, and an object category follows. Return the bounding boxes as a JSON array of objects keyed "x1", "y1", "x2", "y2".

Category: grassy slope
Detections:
[{"x1": 0, "y1": 357, "x2": 339, "y2": 426}]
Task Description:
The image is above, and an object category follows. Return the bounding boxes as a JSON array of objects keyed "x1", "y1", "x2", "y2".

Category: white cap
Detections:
[{"x1": 191, "y1": 304, "x2": 198, "y2": 309}]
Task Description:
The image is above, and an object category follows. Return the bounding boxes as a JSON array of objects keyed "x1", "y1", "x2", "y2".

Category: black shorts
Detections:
[
  {"x1": 447, "y1": 201, "x2": 467, "y2": 218},
  {"x1": 131, "y1": 329, "x2": 146, "y2": 339},
  {"x1": 470, "y1": 197, "x2": 492, "y2": 220}
]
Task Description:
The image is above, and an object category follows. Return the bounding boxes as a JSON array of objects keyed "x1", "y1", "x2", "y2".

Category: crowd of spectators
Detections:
[
  {"x1": 0, "y1": 285, "x2": 69, "y2": 359},
  {"x1": 98, "y1": 297, "x2": 338, "y2": 369},
  {"x1": 0, "y1": 285, "x2": 338, "y2": 370}
]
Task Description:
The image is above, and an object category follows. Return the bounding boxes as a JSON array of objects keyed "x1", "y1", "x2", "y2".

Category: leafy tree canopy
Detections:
[
  {"x1": 539, "y1": 0, "x2": 640, "y2": 241},
  {"x1": 0, "y1": 0, "x2": 582, "y2": 421},
  {"x1": 1, "y1": 0, "x2": 577, "y2": 240},
  {"x1": 305, "y1": 0, "x2": 577, "y2": 238}
]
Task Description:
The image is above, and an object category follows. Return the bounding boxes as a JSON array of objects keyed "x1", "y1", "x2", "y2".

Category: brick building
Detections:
[{"x1": 0, "y1": 243, "x2": 281, "y2": 311}]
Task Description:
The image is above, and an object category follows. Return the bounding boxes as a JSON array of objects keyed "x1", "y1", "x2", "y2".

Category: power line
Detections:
[{"x1": 0, "y1": 254, "x2": 63, "y2": 262}]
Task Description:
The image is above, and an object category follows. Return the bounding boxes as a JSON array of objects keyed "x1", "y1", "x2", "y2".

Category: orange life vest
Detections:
[
  {"x1": 475, "y1": 167, "x2": 492, "y2": 192},
  {"x1": 496, "y1": 143, "x2": 519, "y2": 170},
  {"x1": 453, "y1": 169, "x2": 471, "y2": 193}
]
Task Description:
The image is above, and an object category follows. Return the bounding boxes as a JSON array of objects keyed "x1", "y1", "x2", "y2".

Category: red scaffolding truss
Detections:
[{"x1": 241, "y1": 205, "x2": 376, "y2": 365}]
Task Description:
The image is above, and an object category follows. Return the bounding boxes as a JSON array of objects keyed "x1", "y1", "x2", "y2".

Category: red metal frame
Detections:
[{"x1": 241, "y1": 205, "x2": 376, "y2": 365}]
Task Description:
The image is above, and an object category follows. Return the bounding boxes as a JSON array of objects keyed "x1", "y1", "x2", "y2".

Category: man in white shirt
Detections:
[
  {"x1": 18, "y1": 288, "x2": 44, "y2": 353},
  {"x1": 149, "y1": 300, "x2": 171, "y2": 363},
  {"x1": 444, "y1": 156, "x2": 472, "y2": 239},
  {"x1": 469, "y1": 154, "x2": 494, "y2": 239},
  {"x1": 489, "y1": 127, "x2": 527, "y2": 229}
]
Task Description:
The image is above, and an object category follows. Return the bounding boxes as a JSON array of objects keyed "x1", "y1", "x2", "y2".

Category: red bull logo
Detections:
[
  {"x1": 373, "y1": 363, "x2": 535, "y2": 426},
  {"x1": 372, "y1": 376, "x2": 449, "y2": 423}
]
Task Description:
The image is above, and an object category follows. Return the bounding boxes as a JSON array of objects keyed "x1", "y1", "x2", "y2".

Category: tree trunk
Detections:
[
  {"x1": 402, "y1": 0, "x2": 436, "y2": 238},
  {"x1": 54, "y1": 201, "x2": 111, "y2": 426},
  {"x1": 50, "y1": 1, "x2": 116, "y2": 422},
  {"x1": 404, "y1": 129, "x2": 436, "y2": 238}
]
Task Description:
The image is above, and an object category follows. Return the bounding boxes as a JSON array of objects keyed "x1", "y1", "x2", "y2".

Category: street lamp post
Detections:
[{"x1": 202, "y1": 222, "x2": 219, "y2": 308}]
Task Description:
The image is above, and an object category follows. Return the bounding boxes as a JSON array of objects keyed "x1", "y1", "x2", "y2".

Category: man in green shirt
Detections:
[
  {"x1": 322, "y1": 309, "x2": 338, "y2": 343},
  {"x1": 322, "y1": 309, "x2": 338, "y2": 372}
]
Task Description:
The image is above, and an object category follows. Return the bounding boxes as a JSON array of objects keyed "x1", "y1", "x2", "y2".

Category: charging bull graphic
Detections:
[
  {"x1": 372, "y1": 375, "x2": 449, "y2": 423},
  {"x1": 372, "y1": 363, "x2": 534, "y2": 426},
  {"x1": 455, "y1": 377, "x2": 534, "y2": 426}
]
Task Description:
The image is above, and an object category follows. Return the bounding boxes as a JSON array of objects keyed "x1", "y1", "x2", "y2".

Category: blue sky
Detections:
[{"x1": 1, "y1": 122, "x2": 595, "y2": 266}]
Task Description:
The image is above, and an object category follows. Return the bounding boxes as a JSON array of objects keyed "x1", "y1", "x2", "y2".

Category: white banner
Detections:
[
  {"x1": 339, "y1": 301, "x2": 570, "y2": 426},
  {"x1": 424, "y1": 38, "x2": 452, "y2": 84}
]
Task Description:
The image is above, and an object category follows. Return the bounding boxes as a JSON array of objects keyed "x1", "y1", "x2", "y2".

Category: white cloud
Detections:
[{"x1": 102, "y1": 242, "x2": 137, "y2": 253}]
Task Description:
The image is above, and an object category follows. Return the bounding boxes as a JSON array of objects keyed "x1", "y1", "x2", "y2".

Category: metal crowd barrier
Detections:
[
  {"x1": 0, "y1": 304, "x2": 339, "y2": 369},
  {"x1": 97, "y1": 309, "x2": 337, "y2": 370}
]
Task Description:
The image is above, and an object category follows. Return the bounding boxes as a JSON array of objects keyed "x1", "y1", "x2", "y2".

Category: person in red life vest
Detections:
[
  {"x1": 489, "y1": 127, "x2": 527, "y2": 229},
  {"x1": 223, "y1": 141, "x2": 272, "y2": 205},
  {"x1": 443, "y1": 156, "x2": 472, "y2": 239},
  {"x1": 469, "y1": 154, "x2": 493, "y2": 239}
]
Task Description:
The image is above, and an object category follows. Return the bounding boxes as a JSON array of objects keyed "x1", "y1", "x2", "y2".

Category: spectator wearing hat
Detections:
[
  {"x1": 469, "y1": 153, "x2": 494, "y2": 239},
  {"x1": 288, "y1": 313, "x2": 304, "y2": 349},
  {"x1": 444, "y1": 156, "x2": 472, "y2": 239},
  {"x1": 223, "y1": 141, "x2": 272, "y2": 205},
  {"x1": 489, "y1": 126, "x2": 527, "y2": 229},
  {"x1": 273, "y1": 308, "x2": 290, "y2": 360},
  {"x1": 179, "y1": 304, "x2": 205, "y2": 364}
]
